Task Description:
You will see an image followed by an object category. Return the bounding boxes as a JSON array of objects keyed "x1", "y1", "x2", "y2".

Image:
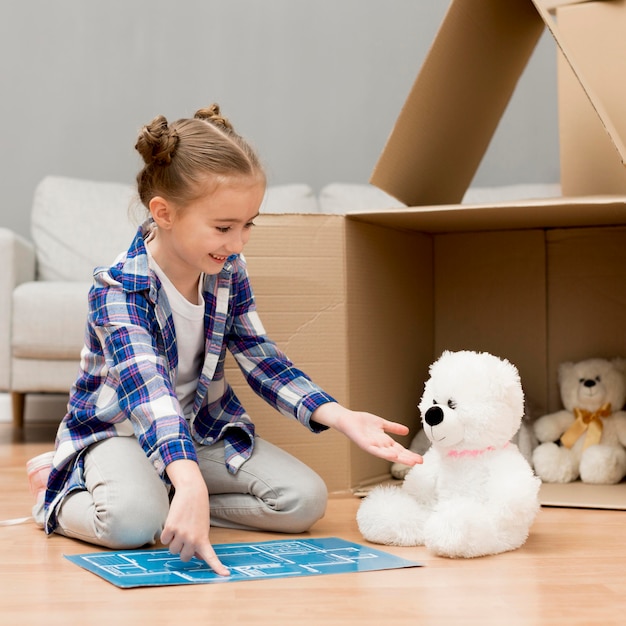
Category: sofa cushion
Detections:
[
  {"x1": 32, "y1": 176, "x2": 139, "y2": 281},
  {"x1": 261, "y1": 184, "x2": 319, "y2": 214},
  {"x1": 11, "y1": 358, "x2": 84, "y2": 394},
  {"x1": 318, "y1": 183, "x2": 406, "y2": 214},
  {"x1": 462, "y1": 183, "x2": 562, "y2": 204},
  {"x1": 12, "y1": 281, "x2": 90, "y2": 359}
]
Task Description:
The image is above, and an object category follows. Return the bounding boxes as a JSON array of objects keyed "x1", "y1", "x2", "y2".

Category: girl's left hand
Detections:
[{"x1": 311, "y1": 402, "x2": 423, "y2": 467}]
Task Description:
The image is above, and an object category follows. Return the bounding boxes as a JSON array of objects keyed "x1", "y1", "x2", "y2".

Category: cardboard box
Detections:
[{"x1": 227, "y1": 0, "x2": 626, "y2": 509}]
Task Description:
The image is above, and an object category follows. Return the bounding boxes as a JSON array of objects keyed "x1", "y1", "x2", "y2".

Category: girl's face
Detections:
[{"x1": 149, "y1": 175, "x2": 265, "y2": 284}]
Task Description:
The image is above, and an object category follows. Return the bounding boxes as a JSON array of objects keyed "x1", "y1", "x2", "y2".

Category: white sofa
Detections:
[
  {"x1": 1, "y1": 175, "x2": 559, "y2": 429},
  {"x1": 1, "y1": 177, "x2": 137, "y2": 428}
]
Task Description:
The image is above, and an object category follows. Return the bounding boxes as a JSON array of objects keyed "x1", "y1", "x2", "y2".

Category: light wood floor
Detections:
[{"x1": 2, "y1": 421, "x2": 626, "y2": 626}]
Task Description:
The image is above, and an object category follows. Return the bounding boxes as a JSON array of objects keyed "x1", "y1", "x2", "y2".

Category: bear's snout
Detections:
[{"x1": 425, "y1": 405, "x2": 444, "y2": 426}]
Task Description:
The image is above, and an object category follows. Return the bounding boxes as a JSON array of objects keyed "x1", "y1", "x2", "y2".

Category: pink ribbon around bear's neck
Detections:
[{"x1": 447, "y1": 442, "x2": 509, "y2": 458}]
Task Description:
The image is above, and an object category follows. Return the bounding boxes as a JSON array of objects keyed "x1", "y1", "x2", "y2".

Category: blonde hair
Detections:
[{"x1": 135, "y1": 104, "x2": 265, "y2": 207}]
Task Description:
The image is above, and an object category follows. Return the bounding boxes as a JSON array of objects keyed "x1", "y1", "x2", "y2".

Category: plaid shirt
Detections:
[{"x1": 43, "y1": 221, "x2": 335, "y2": 534}]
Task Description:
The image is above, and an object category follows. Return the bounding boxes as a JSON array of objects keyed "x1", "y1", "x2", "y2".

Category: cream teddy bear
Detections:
[
  {"x1": 532, "y1": 357, "x2": 626, "y2": 484},
  {"x1": 357, "y1": 350, "x2": 540, "y2": 558}
]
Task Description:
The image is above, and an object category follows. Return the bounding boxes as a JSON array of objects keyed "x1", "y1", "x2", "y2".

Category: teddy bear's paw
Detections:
[
  {"x1": 532, "y1": 442, "x2": 579, "y2": 483},
  {"x1": 580, "y1": 445, "x2": 626, "y2": 484},
  {"x1": 533, "y1": 415, "x2": 569, "y2": 444},
  {"x1": 391, "y1": 429, "x2": 431, "y2": 479},
  {"x1": 390, "y1": 461, "x2": 412, "y2": 480},
  {"x1": 356, "y1": 486, "x2": 427, "y2": 546}
]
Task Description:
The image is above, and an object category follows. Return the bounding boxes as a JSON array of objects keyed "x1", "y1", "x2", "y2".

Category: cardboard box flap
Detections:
[
  {"x1": 556, "y1": 0, "x2": 626, "y2": 195},
  {"x1": 536, "y1": 0, "x2": 626, "y2": 169},
  {"x1": 371, "y1": 0, "x2": 626, "y2": 207},
  {"x1": 370, "y1": 0, "x2": 545, "y2": 207},
  {"x1": 349, "y1": 195, "x2": 626, "y2": 234}
]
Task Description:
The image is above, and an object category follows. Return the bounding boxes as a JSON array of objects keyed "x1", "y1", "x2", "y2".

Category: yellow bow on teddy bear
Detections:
[{"x1": 560, "y1": 403, "x2": 612, "y2": 450}]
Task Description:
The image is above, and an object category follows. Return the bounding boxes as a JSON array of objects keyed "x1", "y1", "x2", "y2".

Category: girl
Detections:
[{"x1": 29, "y1": 104, "x2": 422, "y2": 576}]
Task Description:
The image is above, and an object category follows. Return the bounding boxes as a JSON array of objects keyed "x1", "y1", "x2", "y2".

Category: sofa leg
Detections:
[{"x1": 11, "y1": 392, "x2": 25, "y2": 430}]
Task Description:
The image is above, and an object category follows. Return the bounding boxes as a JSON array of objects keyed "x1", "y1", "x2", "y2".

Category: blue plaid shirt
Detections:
[{"x1": 43, "y1": 221, "x2": 335, "y2": 534}]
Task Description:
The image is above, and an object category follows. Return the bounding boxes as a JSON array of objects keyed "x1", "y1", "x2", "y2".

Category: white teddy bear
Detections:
[
  {"x1": 532, "y1": 357, "x2": 626, "y2": 485},
  {"x1": 357, "y1": 350, "x2": 541, "y2": 558}
]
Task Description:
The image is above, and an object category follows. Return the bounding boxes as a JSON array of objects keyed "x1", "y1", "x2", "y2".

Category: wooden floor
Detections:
[{"x1": 2, "y1": 421, "x2": 626, "y2": 626}]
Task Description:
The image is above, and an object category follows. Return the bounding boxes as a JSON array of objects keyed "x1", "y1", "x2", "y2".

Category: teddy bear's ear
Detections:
[
  {"x1": 431, "y1": 350, "x2": 451, "y2": 373},
  {"x1": 557, "y1": 362, "x2": 574, "y2": 384},
  {"x1": 611, "y1": 357, "x2": 626, "y2": 374}
]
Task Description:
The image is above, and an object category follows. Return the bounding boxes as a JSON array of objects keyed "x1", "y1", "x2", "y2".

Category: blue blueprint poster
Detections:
[{"x1": 65, "y1": 536, "x2": 422, "y2": 588}]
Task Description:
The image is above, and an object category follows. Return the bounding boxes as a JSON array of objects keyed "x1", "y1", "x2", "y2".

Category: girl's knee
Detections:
[
  {"x1": 278, "y1": 471, "x2": 328, "y2": 533},
  {"x1": 96, "y1": 488, "x2": 169, "y2": 549}
]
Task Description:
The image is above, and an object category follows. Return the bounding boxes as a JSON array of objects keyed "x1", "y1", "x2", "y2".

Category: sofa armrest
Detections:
[{"x1": 0, "y1": 228, "x2": 36, "y2": 390}]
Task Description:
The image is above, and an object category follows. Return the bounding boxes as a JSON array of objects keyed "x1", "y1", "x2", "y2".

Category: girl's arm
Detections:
[{"x1": 88, "y1": 282, "x2": 197, "y2": 471}]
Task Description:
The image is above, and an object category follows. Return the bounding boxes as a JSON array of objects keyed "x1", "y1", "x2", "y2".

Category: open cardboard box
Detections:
[{"x1": 227, "y1": 0, "x2": 626, "y2": 509}]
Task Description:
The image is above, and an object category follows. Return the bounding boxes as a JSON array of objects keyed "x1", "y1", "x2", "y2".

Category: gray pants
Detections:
[{"x1": 53, "y1": 435, "x2": 328, "y2": 549}]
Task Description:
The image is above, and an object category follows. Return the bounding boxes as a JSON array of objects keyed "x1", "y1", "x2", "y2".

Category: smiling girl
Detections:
[{"x1": 29, "y1": 105, "x2": 422, "y2": 575}]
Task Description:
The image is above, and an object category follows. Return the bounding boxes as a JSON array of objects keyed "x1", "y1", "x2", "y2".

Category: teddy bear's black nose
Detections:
[
  {"x1": 425, "y1": 406, "x2": 444, "y2": 426},
  {"x1": 583, "y1": 379, "x2": 596, "y2": 388}
]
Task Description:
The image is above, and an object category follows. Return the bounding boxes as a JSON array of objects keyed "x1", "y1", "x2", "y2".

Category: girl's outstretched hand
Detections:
[
  {"x1": 311, "y1": 402, "x2": 423, "y2": 467},
  {"x1": 163, "y1": 459, "x2": 230, "y2": 577}
]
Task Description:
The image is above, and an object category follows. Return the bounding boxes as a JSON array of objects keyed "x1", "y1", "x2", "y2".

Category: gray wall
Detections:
[{"x1": 1, "y1": 0, "x2": 559, "y2": 240}]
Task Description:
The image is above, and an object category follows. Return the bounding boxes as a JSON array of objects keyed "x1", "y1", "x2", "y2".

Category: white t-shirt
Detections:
[{"x1": 145, "y1": 246, "x2": 205, "y2": 419}]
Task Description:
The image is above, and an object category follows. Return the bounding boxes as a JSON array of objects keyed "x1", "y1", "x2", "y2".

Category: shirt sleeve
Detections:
[{"x1": 89, "y1": 282, "x2": 198, "y2": 474}]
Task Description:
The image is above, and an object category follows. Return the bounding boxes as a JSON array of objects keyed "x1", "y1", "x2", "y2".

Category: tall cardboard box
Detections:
[{"x1": 228, "y1": 0, "x2": 626, "y2": 508}]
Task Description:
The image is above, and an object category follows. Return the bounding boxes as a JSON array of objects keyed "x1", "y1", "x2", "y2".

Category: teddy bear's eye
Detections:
[{"x1": 447, "y1": 399, "x2": 456, "y2": 409}]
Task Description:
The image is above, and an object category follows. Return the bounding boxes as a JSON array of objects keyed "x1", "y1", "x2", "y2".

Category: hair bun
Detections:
[
  {"x1": 135, "y1": 114, "x2": 179, "y2": 166},
  {"x1": 194, "y1": 104, "x2": 233, "y2": 131}
]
